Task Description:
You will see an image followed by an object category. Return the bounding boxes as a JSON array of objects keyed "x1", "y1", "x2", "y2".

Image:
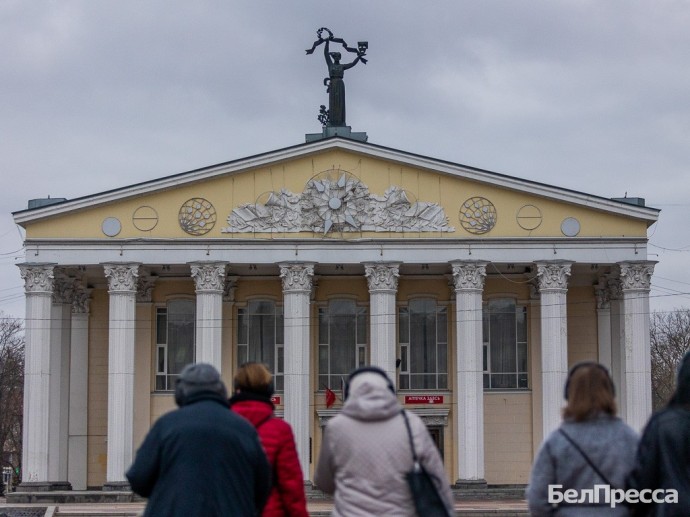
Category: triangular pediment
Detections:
[{"x1": 15, "y1": 138, "x2": 658, "y2": 240}]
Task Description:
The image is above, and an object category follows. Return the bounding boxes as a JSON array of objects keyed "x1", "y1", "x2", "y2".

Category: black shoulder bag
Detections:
[{"x1": 401, "y1": 410, "x2": 451, "y2": 517}]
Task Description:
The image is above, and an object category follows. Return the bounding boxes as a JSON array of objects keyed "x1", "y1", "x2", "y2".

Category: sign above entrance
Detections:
[{"x1": 404, "y1": 395, "x2": 444, "y2": 405}]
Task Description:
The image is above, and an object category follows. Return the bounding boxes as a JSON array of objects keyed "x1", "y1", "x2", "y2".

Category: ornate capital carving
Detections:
[
  {"x1": 279, "y1": 263, "x2": 315, "y2": 293},
  {"x1": 103, "y1": 263, "x2": 139, "y2": 292},
  {"x1": 619, "y1": 261, "x2": 655, "y2": 292},
  {"x1": 190, "y1": 262, "x2": 227, "y2": 292},
  {"x1": 535, "y1": 262, "x2": 572, "y2": 292},
  {"x1": 223, "y1": 276, "x2": 239, "y2": 302},
  {"x1": 19, "y1": 264, "x2": 55, "y2": 293},
  {"x1": 72, "y1": 279, "x2": 91, "y2": 314},
  {"x1": 52, "y1": 272, "x2": 74, "y2": 304},
  {"x1": 364, "y1": 262, "x2": 400, "y2": 292},
  {"x1": 136, "y1": 272, "x2": 157, "y2": 303},
  {"x1": 450, "y1": 261, "x2": 487, "y2": 291},
  {"x1": 595, "y1": 286, "x2": 610, "y2": 310},
  {"x1": 607, "y1": 277, "x2": 622, "y2": 301}
]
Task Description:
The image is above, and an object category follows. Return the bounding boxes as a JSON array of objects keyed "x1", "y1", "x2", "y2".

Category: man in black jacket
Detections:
[
  {"x1": 127, "y1": 363, "x2": 271, "y2": 517},
  {"x1": 628, "y1": 351, "x2": 690, "y2": 516}
]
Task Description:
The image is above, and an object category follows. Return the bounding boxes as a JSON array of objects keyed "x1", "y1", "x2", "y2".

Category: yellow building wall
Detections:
[
  {"x1": 484, "y1": 392, "x2": 533, "y2": 484},
  {"x1": 24, "y1": 149, "x2": 649, "y2": 240}
]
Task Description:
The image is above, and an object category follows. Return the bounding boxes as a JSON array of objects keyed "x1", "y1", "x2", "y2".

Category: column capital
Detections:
[
  {"x1": 52, "y1": 271, "x2": 74, "y2": 304},
  {"x1": 535, "y1": 261, "x2": 572, "y2": 292},
  {"x1": 103, "y1": 263, "x2": 140, "y2": 293},
  {"x1": 619, "y1": 261, "x2": 656, "y2": 292},
  {"x1": 189, "y1": 261, "x2": 227, "y2": 292},
  {"x1": 19, "y1": 263, "x2": 56, "y2": 293},
  {"x1": 71, "y1": 278, "x2": 91, "y2": 314},
  {"x1": 223, "y1": 276, "x2": 239, "y2": 302},
  {"x1": 450, "y1": 260, "x2": 488, "y2": 291},
  {"x1": 279, "y1": 262, "x2": 315, "y2": 293},
  {"x1": 136, "y1": 270, "x2": 157, "y2": 303},
  {"x1": 363, "y1": 262, "x2": 401, "y2": 292},
  {"x1": 607, "y1": 276, "x2": 623, "y2": 301}
]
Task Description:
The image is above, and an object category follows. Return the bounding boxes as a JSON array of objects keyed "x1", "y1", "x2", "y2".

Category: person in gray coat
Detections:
[
  {"x1": 527, "y1": 362, "x2": 638, "y2": 516},
  {"x1": 314, "y1": 366, "x2": 454, "y2": 517}
]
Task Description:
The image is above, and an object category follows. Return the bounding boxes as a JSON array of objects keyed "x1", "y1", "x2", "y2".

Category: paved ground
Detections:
[{"x1": 2, "y1": 496, "x2": 530, "y2": 516}]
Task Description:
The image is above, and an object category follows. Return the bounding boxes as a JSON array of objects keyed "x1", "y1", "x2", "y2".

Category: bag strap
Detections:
[
  {"x1": 558, "y1": 428, "x2": 615, "y2": 488},
  {"x1": 401, "y1": 409, "x2": 420, "y2": 465}
]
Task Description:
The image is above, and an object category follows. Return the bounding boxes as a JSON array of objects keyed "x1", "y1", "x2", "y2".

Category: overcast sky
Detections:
[{"x1": 2, "y1": 1, "x2": 689, "y2": 320}]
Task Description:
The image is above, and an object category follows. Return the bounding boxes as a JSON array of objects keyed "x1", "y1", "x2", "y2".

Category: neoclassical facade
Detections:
[{"x1": 13, "y1": 137, "x2": 658, "y2": 490}]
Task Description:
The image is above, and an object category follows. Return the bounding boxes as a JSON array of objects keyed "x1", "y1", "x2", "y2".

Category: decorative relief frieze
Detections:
[
  {"x1": 190, "y1": 262, "x2": 227, "y2": 292},
  {"x1": 451, "y1": 261, "x2": 487, "y2": 291},
  {"x1": 223, "y1": 170, "x2": 454, "y2": 235},
  {"x1": 103, "y1": 263, "x2": 139, "y2": 292},
  {"x1": 619, "y1": 262, "x2": 655, "y2": 291},
  {"x1": 364, "y1": 263, "x2": 400, "y2": 292},
  {"x1": 535, "y1": 262, "x2": 572, "y2": 291},
  {"x1": 279, "y1": 263, "x2": 315, "y2": 293},
  {"x1": 19, "y1": 264, "x2": 55, "y2": 293}
]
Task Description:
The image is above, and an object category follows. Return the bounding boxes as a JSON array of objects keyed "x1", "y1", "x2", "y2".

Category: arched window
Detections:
[
  {"x1": 398, "y1": 299, "x2": 448, "y2": 390},
  {"x1": 483, "y1": 298, "x2": 528, "y2": 389},
  {"x1": 318, "y1": 299, "x2": 367, "y2": 390},
  {"x1": 237, "y1": 300, "x2": 284, "y2": 391},
  {"x1": 155, "y1": 299, "x2": 195, "y2": 391}
]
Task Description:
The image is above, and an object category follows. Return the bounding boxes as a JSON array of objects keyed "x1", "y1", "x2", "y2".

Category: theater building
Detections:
[{"x1": 13, "y1": 135, "x2": 658, "y2": 491}]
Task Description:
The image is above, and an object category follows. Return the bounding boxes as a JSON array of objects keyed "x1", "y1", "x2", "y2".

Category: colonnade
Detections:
[{"x1": 18, "y1": 259, "x2": 655, "y2": 490}]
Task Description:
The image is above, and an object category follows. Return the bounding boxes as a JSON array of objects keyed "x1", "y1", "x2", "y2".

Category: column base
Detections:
[
  {"x1": 102, "y1": 481, "x2": 131, "y2": 491},
  {"x1": 16, "y1": 481, "x2": 72, "y2": 492},
  {"x1": 454, "y1": 479, "x2": 488, "y2": 489}
]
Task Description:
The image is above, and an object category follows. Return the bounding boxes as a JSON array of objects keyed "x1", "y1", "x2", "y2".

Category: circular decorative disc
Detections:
[
  {"x1": 459, "y1": 197, "x2": 497, "y2": 234},
  {"x1": 178, "y1": 198, "x2": 217, "y2": 236},
  {"x1": 516, "y1": 204, "x2": 543, "y2": 231},
  {"x1": 132, "y1": 206, "x2": 159, "y2": 231},
  {"x1": 561, "y1": 217, "x2": 581, "y2": 237},
  {"x1": 101, "y1": 217, "x2": 122, "y2": 237}
]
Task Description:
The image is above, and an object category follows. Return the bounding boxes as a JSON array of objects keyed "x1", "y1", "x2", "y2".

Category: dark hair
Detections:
[
  {"x1": 669, "y1": 351, "x2": 690, "y2": 408},
  {"x1": 563, "y1": 362, "x2": 616, "y2": 422},
  {"x1": 234, "y1": 362, "x2": 274, "y2": 396}
]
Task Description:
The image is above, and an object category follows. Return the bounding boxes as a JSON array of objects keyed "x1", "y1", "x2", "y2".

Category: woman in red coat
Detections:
[{"x1": 229, "y1": 363, "x2": 309, "y2": 517}]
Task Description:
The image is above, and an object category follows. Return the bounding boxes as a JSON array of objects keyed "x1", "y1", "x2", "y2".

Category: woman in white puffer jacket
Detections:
[{"x1": 314, "y1": 366, "x2": 454, "y2": 517}]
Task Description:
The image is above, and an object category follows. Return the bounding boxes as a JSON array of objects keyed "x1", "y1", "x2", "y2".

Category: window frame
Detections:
[
  {"x1": 482, "y1": 296, "x2": 529, "y2": 390},
  {"x1": 398, "y1": 297, "x2": 449, "y2": 391},
  {"x1": 154, "y1": 297, "x2": 196, "y2": 392}
]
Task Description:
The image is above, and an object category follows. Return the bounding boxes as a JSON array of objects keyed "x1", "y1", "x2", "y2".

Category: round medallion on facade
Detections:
[
  {"x1": 178, "y1": 198, "x2": 216, "y2": 236},
  {"x1": 101, "y1": 217, "x2": 122, "y2": 237},
  {"x1": 459, "y1": 197, "x2": 497, "y2": 234},
  {"x1": 132, "y1": 205, "x2": 159, "y2": 231},
  {"x1": 561, "y1": 217, "x2": 581, "y2": 237},
  {"x1": 516, "y1": 204, "x2": 543, "y2": 231}
]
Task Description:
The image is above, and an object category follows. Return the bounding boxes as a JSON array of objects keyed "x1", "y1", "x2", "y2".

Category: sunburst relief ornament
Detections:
[{"x1": 459, "y1": 197, "x2": 497, "y2": 234}]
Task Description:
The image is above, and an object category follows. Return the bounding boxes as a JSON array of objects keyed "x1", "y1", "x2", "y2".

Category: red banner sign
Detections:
[
  {"x1": 404, "y1": 395, "x2": 443, "y2": 404},
  {"x1": 271, "y1": 396, "x2": 281, "y2": 405}
]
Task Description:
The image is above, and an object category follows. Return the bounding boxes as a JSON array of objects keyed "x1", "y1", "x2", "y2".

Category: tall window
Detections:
[
  {"x1": 483, "y1": 298, "x2": 528, "y2": 389},
  {"x1": 399, "y1": 299, "x2": 448, "y2": 390},
  {"x1": 237, "y1": 300, "x2": 284, "y2": 391},
  {"x1": 156, "y1": 299, "x2": 195, "y2": 391},
  {"x1": 318, "y1": 299, "x2": 367, "y2": 390}
]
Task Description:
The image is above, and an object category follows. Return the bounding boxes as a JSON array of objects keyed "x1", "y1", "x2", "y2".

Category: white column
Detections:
[
  {"x1": 48, "y1": 273, "x2": 72, "y2": 488},
  {"x1": 190, "y1": 262, "x2": 227, "y2": 371},
  {"x1": 18, "y1": 264, "x2": 57, "y2": 489},
  {"x1": 451, "y1": 260, "x2": 487, "y2": 487},
  {"x1": 536, "y1": 261, "x2": 572, "y2": 438},
  {"x1": 619, "y1": 261, "x2": 656, "y2": 432},
  {"x1": 103, "y1": 263, "x2": 139, "y2": 489},
  {"x1": 279, "y1": 262, "x2": 314, "y2": 480},
  {"x1": 134, "y1": 273, "x2": 156, "y2": 451},
  {"x1": 364, "y1": 262, "x2": 400, "y2": 386},
  {"x1": 608, "y1": 278, "x2": 625, "y2": 418},
  {"x1": 595, "y1": 279, "x2": 612, "y2": 370},
  {"x1": 68, "y1": 279, "x2": 90, "y2": 490}
]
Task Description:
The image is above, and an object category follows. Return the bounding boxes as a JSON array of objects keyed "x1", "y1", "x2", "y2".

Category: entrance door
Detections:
[{"x1": 426, "y1": 426, "x2": 444, "y2": 460}]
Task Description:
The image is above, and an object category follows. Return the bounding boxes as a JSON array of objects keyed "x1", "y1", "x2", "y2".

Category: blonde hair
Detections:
[{"x1": 234, "y1": 362, "x2": 273, "y2": 394}]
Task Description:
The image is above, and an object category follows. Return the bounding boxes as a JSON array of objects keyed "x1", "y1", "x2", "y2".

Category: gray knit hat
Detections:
[{"x1": 174, "y1": 363, "x2": 227, "y2": 407}]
